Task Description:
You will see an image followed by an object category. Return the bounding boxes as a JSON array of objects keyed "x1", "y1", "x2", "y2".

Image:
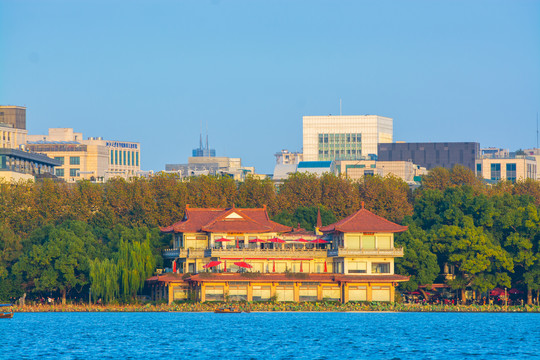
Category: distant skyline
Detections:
[{"x1": 1, "y1": 0, "x2": 539, "y2": 174}]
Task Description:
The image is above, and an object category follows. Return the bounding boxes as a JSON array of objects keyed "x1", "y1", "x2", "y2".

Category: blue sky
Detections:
[{"x1": 1, "y1": 0, "x2": 539, "y2": 173}]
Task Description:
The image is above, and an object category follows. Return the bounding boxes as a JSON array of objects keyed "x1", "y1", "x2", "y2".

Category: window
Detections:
[
  {"x1": 132, "y1": 151, "x2": 135, "y2": 166},
  {"x1": 70, "y1": 168, "x2": 79, "y2": 177},
  {"x1": 490, "y1": 163, "x2": 501, "y2": 181},
  {"x1": 506, "y1": 163, "x2": 516, "y2": 182},
  {"x1": 348, "y1": 261, "x2": 367, "y2": 274},
  {"x1": 69, "y1": 156, "x2": 80, "y2": 165},
  {"x1": 123, "y1": 151, "x2": 126, "y2": 165},
  {"x1": 299, "y1": 286, "x2": 318, "y2": 302},
  {"x1": 476, "y1": 163, "x2": 482, "y2": 176},
  {"x1": 110, "y1": 150, "x2": 114, "y2": 165},
  {"x1": 55, "y1": 168, "x2": 64, "y2": 177},
  {"x1": 372, "y1": 263, "x2": 390, "y2": 274},
  {"x1": 115, "y1": 150, "x2": 118, "y2": 165},
  {"x1": 362, "y1": 235, "x2": 375, "y2": 250},
  {"x1": 136, "y1": 152, "x2": 139, "y2": 166},
  {"x1": 54, "y1": 157, "x2": 64, "y2": 165}
]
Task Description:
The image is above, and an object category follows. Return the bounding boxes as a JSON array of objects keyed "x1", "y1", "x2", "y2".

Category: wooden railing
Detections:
[{"x1": 204, "y1": 248, "x2": 328, "y2": 258}]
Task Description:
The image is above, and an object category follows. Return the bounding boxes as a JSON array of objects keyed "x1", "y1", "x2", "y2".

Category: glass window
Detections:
[
  {"x1": 70, "y1": 168, "x2": 79, "y2": 177},
  {"x1": 127, "y1": 151, "x2": 131, "y2": 166},
  {"x1": 372, "y1": 263, "x2": 390, "y2": 274},
  {"x1": 123, "y1": 151, "x2": 126, "y2": 165},
  {"x1": 54, "y1": 157, "x2": 64, "y2": 165},
  {"x1": 136, "y1": 152, "x2": 139, "y2": 166},
  {"x1": 506, "y1": 163, "x2": 516, "y2": 182},
  {"x1": 110, "y1": 150, "x2": 114, "y2": 165},
  {"x1": 490, "y1": 163, "x2": 501, "y2": 181},
  {"x1": 115, "y1": 150, "x2": 118, "y2": 165},
  {"x1": 132, "y1": 151, "x2": 135, "y2": 166},
  {"x1": 69, "y1": 156, "x2": 80, "y2": 165},
  {"x1": 55, "y1": 168, "x2": 64, "y2": 177}
]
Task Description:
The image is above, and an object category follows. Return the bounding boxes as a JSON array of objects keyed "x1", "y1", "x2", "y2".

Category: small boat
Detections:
[
  {"x1": 0, "y1": 304, "x2": 13, "y2": 319},
  {"x1": 214, "y1": 307, "x2": 242, "y2": 314}
]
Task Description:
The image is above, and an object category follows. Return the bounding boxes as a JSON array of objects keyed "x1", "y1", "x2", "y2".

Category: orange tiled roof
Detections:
[
  {"x1": 160, "y1": 206, "x2": 290, "y2": 234},
  {"x1": 319, "y1": 206, "x2": 408, "y2": 233}
]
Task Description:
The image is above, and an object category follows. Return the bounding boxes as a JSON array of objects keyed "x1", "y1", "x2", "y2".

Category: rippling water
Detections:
[{"x1": 1, "y1": 312, "x2": 539, "y2": 359}]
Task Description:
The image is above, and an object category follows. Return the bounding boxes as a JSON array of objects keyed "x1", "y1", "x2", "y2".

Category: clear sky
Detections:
[{"x1": 1, "y1": 0, "x2": 539, "y2": 174}]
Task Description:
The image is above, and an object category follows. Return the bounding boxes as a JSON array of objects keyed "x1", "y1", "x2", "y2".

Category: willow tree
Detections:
[
  {"x1": 117, "y1": 234, "x2": 155, "y2": 302},
  {"x1": 89, "y1": 258, "x2": 119, "y2": 303}
]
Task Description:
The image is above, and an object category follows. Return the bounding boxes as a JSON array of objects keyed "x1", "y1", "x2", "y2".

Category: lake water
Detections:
[{"x1": 1, "y1": 312, "x2": 539, "y2": 359}]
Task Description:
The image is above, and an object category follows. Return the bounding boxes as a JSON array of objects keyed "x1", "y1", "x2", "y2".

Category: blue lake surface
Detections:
[{"x1": 1, "y1": 312, "x2": 539, "y2": 359}]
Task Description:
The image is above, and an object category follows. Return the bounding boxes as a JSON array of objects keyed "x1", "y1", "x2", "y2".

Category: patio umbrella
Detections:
[
  {"x1": 203, "y1": 261, "x2": 222, "y2": 269},
  {"x1": 215, "y1": 238, "x2": 231, "y2": 242},
  {"x1": 268, "y1": 237, "x2": 286, "y2": 243},
  {"x1": 324, "y1": 262, "x2": 327, "y2": 273},
  {"x1": 310, "y1": 238, "x2": 329, "y2": 244},
  {"x1": 490, "y1": 288, "x2": 505, "y2": 296},
  {"x1": 272, "y1": 260, "x2": 275, "y2": 272},
  {"x1": 234, "y1": 261, "x2": 253, "y2": 269},
  {"x1": 300, "y1": 261, "x2": 303, "y2": 272},
  {"x1": 224, "y1": 260, "x2": 227, "y2": 272},
  {"x1": 172, "y1": 261, "x2": 177, "y2": 273},
  {"x1": 295, "y1": 238, "x2": 309, "y2": 243},
  {"x1": 249, "y1": 238, "x2": 266, "y2": 243}
]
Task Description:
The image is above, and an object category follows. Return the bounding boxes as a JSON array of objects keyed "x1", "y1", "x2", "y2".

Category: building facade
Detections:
[
  {"x1": 303, "y1": 115, "x2": 393, "y2": 162},
  {"x1": 0, "y1": 106, "x2": 59, "y2": 181},
  {"x1": 27, "y1": 128, "x2": 140, "y2": 182},
  {"x1": 336, "y1": 160, "x2": 427, "y2": 183},
  {"x1": 377, "y1": 142, "x2": 480, "y2": 171},
  {"x1": 475, "y1": 155, "x2": 537, "y2": 182},
  {"x1": 150, "y1": 204, "x2": 408, "y2": 304}
]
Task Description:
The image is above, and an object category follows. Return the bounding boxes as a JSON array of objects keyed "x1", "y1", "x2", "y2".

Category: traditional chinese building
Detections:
[{"x1": 149, "y1": 203, "x2": 409, "y2": 303}]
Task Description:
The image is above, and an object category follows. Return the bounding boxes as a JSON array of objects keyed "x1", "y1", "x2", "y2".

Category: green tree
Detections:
[{"x1": 117, "y1": 234, "x2": 156, "y2": 301}]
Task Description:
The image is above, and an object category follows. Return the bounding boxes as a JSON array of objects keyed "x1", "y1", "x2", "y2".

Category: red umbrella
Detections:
[
  {"x1": 295, "y1": 238, "x2": 309, "y2": 243},
  {"x1": 203, "y1": 261, "x2": 222, "y2": 269},
  {"x1": 300, "y1": 261, "x2": 303, "y2": 272},
  {"x1": 224, "y1": 260, "x2": 227, "y2": 272},
  {"x1": 249, "y1": 238, "x2": 266, "y2": 243},
  {"x1": 268, "y1": 237, "x2": 286, "y2": 243},
  {"x1": 172, "y1": 261, "x2": 177, "y2": 273},
  {"x1": 310, "y1": 238, "x2": 329, "y2": 244},
  {"x1": 234, "y1": 261, "x2": 253, "y2": 269},
  {"x1": 215, "y1": 238, "x2": 231, "y2": 242},
  {"x1": 324, "y1": 262, "x2": 327, "y2": 273},
  {"x1": 490, "y1": 288, "x2": 505, "y2": 296},
  {"x1": 272, "y1": 260, "x2": 275, "y2": 272}
]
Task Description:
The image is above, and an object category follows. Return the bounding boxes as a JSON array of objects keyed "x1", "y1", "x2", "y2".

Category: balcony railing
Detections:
[
  {"x1": 327, "y1": 248, "x2": 404, "y2": 257},
  {"x1": 204, "y1": 248, "x2": 328, "y2": 258},
  {"x1": 162, "y1": 248, "x2": 205, "y2": 259}
]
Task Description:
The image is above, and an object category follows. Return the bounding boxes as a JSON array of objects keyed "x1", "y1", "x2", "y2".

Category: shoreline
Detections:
[{"x1": 9, "y1": 303, "x2": 540, "y2": 313}]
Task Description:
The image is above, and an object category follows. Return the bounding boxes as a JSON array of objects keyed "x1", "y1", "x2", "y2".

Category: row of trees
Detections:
[{"x1": 1, "y1": 166, "x2": 539, "y2": 304}]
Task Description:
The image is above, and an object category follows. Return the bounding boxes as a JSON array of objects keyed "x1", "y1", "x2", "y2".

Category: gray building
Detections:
[{"x1": 377, "y1": 142, "x2": 480, "y2": 171}]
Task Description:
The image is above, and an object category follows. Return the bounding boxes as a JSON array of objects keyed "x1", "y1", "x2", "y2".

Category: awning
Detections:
[
  {"x1": 215, "y1": 238, "x2": 231, "y2": 242},
  {"x1": 203, "y1": 261, "x2": 222, "y2": 269},
  {"x1": 234, "y1": 261, "x2": 253, "y2": 269},
  {"x1": 310, "y1": 238, "x2": 329, "y2": 244},
  {"x1": 268, "y1": 237, "x2": 286, "y2": 243}
]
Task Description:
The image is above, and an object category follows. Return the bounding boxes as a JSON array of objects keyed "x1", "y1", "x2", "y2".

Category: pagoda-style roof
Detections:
[
  {"x1": 160, "y1": 205, "x2": 290, "y2": 234},
  {"x1": 319, "y1": 203, "x2": 408, "y2": 234}
]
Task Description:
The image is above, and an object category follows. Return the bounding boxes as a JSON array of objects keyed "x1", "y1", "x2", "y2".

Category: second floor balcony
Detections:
[
  {"x1": 327, "y1": 247, "x2": 404, "y2": 257},
  {"x1": 204, "y1": 247, "x2": 328, "y2": 258}
]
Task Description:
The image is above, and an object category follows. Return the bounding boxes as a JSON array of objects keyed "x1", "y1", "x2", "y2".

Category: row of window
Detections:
[
  {"x1": 54, "y1": 156, "x2": 80, "y2": 165},
  {"x1": 110, "y1": 150, "x2": 139, "y2": 167},
  {"x1": 476, "y1": 163, "x2": 518, "y2": 182},
  {"x1": 55, "y1": 168, "x2": 79, "y2": 177},
  {"x1": 318, "y1": 133, "x2": 362, "y2": 144}
]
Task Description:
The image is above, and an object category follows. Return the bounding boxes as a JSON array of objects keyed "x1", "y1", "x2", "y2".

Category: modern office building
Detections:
[
  {"x1": 303, "y1": 115, "x2": 393, "y2": 162},
  {"x1": 27, "y1": 128, "x2": 140, "y2": 182},
  {"x1": 378, "y1": 142, "x2": 480, "y2": 171},
  {"x1": 151, "y1": 204, "x2": 408, "y2": 304},
  {"x1": 0, "y1": 106, "x2": 60, "y2": 181},
  {"x1": 475, "y1": 155, "x2": 537, "y2": 182}
]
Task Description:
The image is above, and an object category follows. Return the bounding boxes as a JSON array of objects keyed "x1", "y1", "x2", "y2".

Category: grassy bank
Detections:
[{"x1": 10, "y1": 302, "x2": 540, "y2": 313}]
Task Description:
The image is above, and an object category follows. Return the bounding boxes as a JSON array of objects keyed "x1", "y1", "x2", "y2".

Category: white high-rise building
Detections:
[{"x1": 303, "y1": 115, "x2": 393, "y2": 161}]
